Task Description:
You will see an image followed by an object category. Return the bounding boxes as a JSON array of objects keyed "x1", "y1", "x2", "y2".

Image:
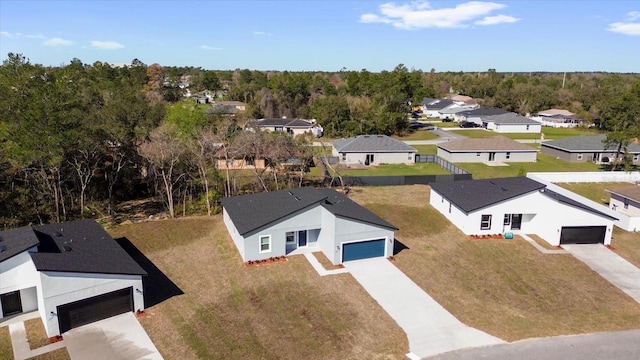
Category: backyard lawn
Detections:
[
  {"x1": 348, "y1": 185, "x2": 640, "y2": 341},
  {"x1": 412, "y1": 145, "x2": 438, "y2": 155},
  {"x1": 458, "y1": 153, "x2": 604, "y2": 179},
  {"x1": 448, "y1": 127, "x2": 598, "y2": 140},
  {"x1": 338, "y1": 163, "x2": 451, "y2": 176},
  {"x1": 557, "y1": 182, "x2": 630, "y2": 205},
  {"x1": 394, "y1": 130, "x2": 439, "y2": 141},
  {"x1": 107, "y1": 218, "x2": 407, "y2": 360}
]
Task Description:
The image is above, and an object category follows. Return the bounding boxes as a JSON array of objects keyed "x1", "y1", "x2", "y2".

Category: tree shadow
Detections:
[
  {"x1": 116, "y1": 237, "x2": 184, "y2": 308},
  {"x1": 393, "y1": 238, "x2": 410, "y2": 256}
]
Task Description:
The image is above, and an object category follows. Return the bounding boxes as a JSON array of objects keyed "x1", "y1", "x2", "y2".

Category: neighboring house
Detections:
[
  {"x1": 206, "y1": 101, "x2": 248, "y2": 116},
  {"x1": 221, "y1": 187, "x2": 397, "y2": 264},
  {"x1": 607, "y1": 185, "x2": 640, "y2": 217},
  {"x1": 421, "y1": 99, "x2": 458, "y2": 118},
  {"x1": 0, "y1": 220, "x2": 146, "y2": 336},
  {"x1": 482, "y1": 113, "x2": 542, "y2": 133},
  {"x1": 529, "y1": 108, "x2": 582, "y2": 128},
  {"x1": 438, "y1": 105, "x2": 478, "y2": 120},
  {"x1": 251, "y1": 117, "x2": 323, "y2": 138},
  {"x1": 541, "y1": 134, "x2": 640, "y2": 163},
  {"x1": 430, "y1": 177, "x2": 616, "y2": 246},
  {"x1": 447, "y1": 94, "x2": 477, "y2": 105},
  {"x1": 437, "y1": 136, "x2": 537, "y2": 163},
  {"x1": 456, "y1": 107, "x2": 509, "y2": 125},
  {"x1": 332, "y1": 135, "x2": 416, "y2": 165},
  {"x1": 214, "y1": 157, "x2": 267, "y2": 170}
]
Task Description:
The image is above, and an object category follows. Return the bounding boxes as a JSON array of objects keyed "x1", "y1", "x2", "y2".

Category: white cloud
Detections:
[
  {"x1": 25, "y1": 34, "x2": 45, "y2": 39},
  {"x1": 91, "y1": 40, "x2": 124, "y2": 50},
  {"x1": 627, "y1": 11, "x2": 640, "y2": 21},
  {"x1": 43, "y1": 37, "x2": 74, "y2": 46},
  {"x1": 253, "y1": 31, "x2": 273, "y2": 36},
  {"x1": 608, "y1": 21, "x2": 640, "y2": 36},
  {"x1": 475, "y1": 14, "x2": 520, "y2": 25},
  {"x1": 1, "y1": 31, "x2": 14, "y2": 37},
  {"x1": 200, "y1": 45, "x2": 222, "y2": 50},
  {"x1": 360, "y1": 1, "x2": 519, "y2": 29},
  {"x1": 2, "y1": 31, "x2": 44, "y2": 39}
]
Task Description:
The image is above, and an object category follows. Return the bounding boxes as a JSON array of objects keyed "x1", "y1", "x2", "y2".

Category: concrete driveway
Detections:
[
  {"x1": 64, "y1": 312, "x2": 163, "y2": 360},
  {"x1": 563, "y1": 244, "x2": 640, "y2": 303},
  {"x1": 344, "y1": 258, "x2": 504, "y2": 359}
]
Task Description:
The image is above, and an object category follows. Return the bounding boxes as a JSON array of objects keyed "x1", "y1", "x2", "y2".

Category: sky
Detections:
[{"x1": 0, "y1": 0, "x2": 639, "y2": 73}]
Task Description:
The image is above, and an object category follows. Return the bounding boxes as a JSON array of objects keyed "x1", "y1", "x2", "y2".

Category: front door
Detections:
[
  {"x1": 488, "y1": 152, "x2": 496, "y2": 161},
  {"x1": 365, "y1": 154, "x2": 374, "y2": 165},
  {"x1": 298, "y1": 230, "x2": 307, "y2": 247},
  {"x1": 1, "y1": 291, "x2": 23, "y2": 316},
  {"x1": 511, "y1": 214, "x2": 522, "y2": 230}
]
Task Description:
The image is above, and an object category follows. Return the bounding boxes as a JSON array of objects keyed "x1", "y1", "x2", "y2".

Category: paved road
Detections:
[
  {"x1": 563, "y1": 244, "x2": 640, "y2": 303},
  {"x1": 427, "y1": 330, "x2": 640, "y2": 360},
  {"x1": 344, "y1": 258, "x2": 504, "y2": 359}
]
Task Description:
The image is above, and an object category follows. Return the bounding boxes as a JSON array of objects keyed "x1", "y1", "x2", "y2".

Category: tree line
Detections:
[{"x1": 1, "y1": 53, "x2": 639, "y2": 227}]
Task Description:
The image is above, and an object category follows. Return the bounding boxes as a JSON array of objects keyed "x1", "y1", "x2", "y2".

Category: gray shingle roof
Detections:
[
  {"x1": 423, "y1": 99, "x2": 455, "y2": 110},
  {"x1": 420, "y1": 98, "x2": 438, "y2": 106},
  {"x1": 28, "y1": 219, "x2": 147, "y2": 276},
  {"x1": 0, "y1": 226, "x2": 40, "y2": 263},
  {"x1": 459, "y1": 107, "x2": 509, "y2": 117},
  {"x1": 221, "y1": 187, "x2": 397, "y2": 236},
  {"x1": 484, "y1": 113, "x2": 540, "y2": 125},
  {"x1": 333, "y1": 135, "x2": 416, "y2": 153},
  {"x1": 606, "y1": 185, "x2": 640, "y2": 202},
  {"x1": 430, "y1": 177, "x2": 546, "y2": 213},
  {"x1": 256, "y1": 118, "x2": 315, "y2": 128},
  {"x1": 438, "y1": 136, "x2": 537, "y2": 152},
  {"x1": 542, "y1": 134, "x2": 640, "y2": 153}
]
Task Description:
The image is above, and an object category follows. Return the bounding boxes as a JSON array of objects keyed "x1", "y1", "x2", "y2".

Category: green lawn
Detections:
[
  {"x1": 449, "y1": 127, "x2": 598, "y2": 140},
  {"x1": 394, "y1": 130, "x2": 439, "y2": 141},
  {"x1": 412, "y1": 145, "x2": 438, "y2": 155},
  {"x1": 556, "y1": 182, "x2": 631, "y2": 205},
  {"x1": 458, "y1": 153, "x2": 604, "y2": 179},
  {"x1": 339, "y1": 163, "x2": 451, "y2": 176}
]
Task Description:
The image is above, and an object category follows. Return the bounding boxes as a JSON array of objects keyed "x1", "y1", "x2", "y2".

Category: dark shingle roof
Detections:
[
  {"x1": 423, "y1": 99, "x2": 455, "y2": 110},
  {"x1": 430, "y1": 177, "x2": 545, "y2": 213},
  {"x1": 541, "y1": 134, "x2": 640, "y2": 153},
  {"x1": 333, "y1": 135, "x2": 416, "y2": 153},
  {"x1": 459, "y1": 107, "x2": 509, "y2": 117},
  {"x1": 221, "y1": 187, "x2": 397, "y2": 236},
  {"x1": 420, "y1": 98, "x2": 438, "y2": 106},
  {"x1": 0, "y1": 226, "x2": 40, "y2": 263},
  {"x1": 483, "y1": 113, "x2": 540, "y2": 125},
  {"x1": 606, "y1": 185, "x2": 640, "y2": 202},
  {"x1": 28, "y1": 219, "x2": 147, "y2": 276},
  {"x1": 540, "y1": 188, "x2": 617, "y2": 220},
  {"x1": 438, "y1": 136, "x2": 537, "y2": 152}
]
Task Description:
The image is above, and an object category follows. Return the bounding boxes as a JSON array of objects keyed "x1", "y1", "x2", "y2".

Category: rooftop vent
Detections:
[
  {"x1": 500, "y1": 187, "x2": 508, "y2": 191},
  {"x1": 62, "y1": 245, "x2": 72, "y2": 252},
  {"x1": 0, "y1": 244, "x2": 6, "y2": 253}
]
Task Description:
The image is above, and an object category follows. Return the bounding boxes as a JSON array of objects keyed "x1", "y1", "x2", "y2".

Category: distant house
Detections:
[
  {"x1": 214, "y1": 157, "x2": 267, "y2": 170},
  {"x1": 438, "y1": 105, "x2": 478, "y2": 120},
  {"x1": 437, "y1": 136, "x2": 537, "y2": 163},
  {"x1": 421, "y1": 98, "x2": 458, "y2": 118},
  {"x1": 607, "y1": 185, "x2": 640, "y2": 217},
  {"x1": 430, "y1": 177, "x2": 616, "y2": 246},
  {"x1": 529, "y1": 109, "x2": 582, "y2": 128},
  {"x1": 250, "y1": 118, "x2": 323, "y2": 138},
  {"x1": 456, "y1": 107, "x2": 509, "y2": 125},
  {"x1": 541, "y1": 134, "x2": 640, "y2": 163},
  {"x1": 0, "y1": 220, "x2": 146, "y2": 336},
  {"x1": 206, "y1": 101, "x2": 247, "y2": 116},
  {"x1": 332, "y1": 135, "x2": 416, "y2": 165},
  {"x1": 221, "y1": 187, "x2": 397, "y2": 264},
  {"x1": 482, "y1": 113, "x2": 542, "y2": 133},
  {"x1": 447, "y1": 94, "x2": 477, "y2": 105}
]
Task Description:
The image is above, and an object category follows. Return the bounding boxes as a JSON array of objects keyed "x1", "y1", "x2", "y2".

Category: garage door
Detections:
[
  {"x1": 560, "y1": 226, "x2": 606, "y2": 244},
  {"x1": 57, "y1": 287, "x2": 133, "y2": 333},
  {"x1": 342, "y1": 239, "x2": 385, "y2": 262}
]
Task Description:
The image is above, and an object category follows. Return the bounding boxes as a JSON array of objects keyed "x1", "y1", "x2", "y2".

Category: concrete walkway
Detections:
[
  {"x1": 344, "y1": 258, "x2": 504, "y2": 359},
  {"x1": 520, "y1": 234, "x2": 568, "y2": 255},
  {"x1": 7, "y1": 320, "x2": 67, "y2": 360},
  {"x1": 563, "y1": 244, "x2": 640, "y2": 303},
  {"x1": 303, "y1": 252, "x2": 349, "y2": 276}
]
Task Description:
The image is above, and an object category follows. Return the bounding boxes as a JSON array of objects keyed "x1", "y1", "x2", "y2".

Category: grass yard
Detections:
[
  {"x1": 0, "y1": 326, "x2": 11, "y2": 360},
  {"x1": 107, "y1": 218, "x2": 407, "y2": 360},
  {"x1": 393, "y1": 130, "x2": 439, "y2": 141},
  {"x1": 556, "y1": 182, "x2": 630, "y2": 205},
  {"x1": 448, "y1": 127, "x2": 597, "y2": 140},
  {"x1": 339, "y1": 163, "x2": 451, "y2": 176},
  {"x1": 412, "y1": 145, "x2": 438, "y2": 155},
  {"x1": 25, "y1": 318, "x2": 50, "y2": 349},
  {"x1": 610, "y1": 228, "x2": 640, "y2": 269},
  {"x1": 458, "y1": 153, "x2": 604, "y2": 179},
  {"x1": 348, "y1": 185, "x2": 640, "y2": 341}
]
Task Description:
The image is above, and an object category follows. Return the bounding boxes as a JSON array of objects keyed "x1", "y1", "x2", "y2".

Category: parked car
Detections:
[
  {"x1": 411, "y1": 112, "x2": 421, "y2": 119},
  {"x1": 410, "y1": 122, "x2": 435, "y2": 130},
  {"x1": 442, "y1": 117, "x2": 453, "y2": 122},
  {"x1": 459, "y1": 121, "x2": 479, "y2": 128}
]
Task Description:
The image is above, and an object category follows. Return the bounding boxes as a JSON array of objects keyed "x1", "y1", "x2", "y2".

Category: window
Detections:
[
  {"x1": 408, "y1": 153, "x2": 413, "y2": 160},
  {"x1": 624, "y1": 198, "x2": 629, "y2": 210},
  {"x1": 503, "y1": 214, "x2": 511, "y2": 225},
  {"x1": 634, "y1": 154, "x2": 639, "y2": 162},
  {"x1": 577, "y1": 153, "x2": 583, "y2": 160},
  {"x1": 341, "y1": 153, "x2": 346, "y2": 161},
  {"x1": 246, "y1": 157, "x2": 255, "y2": 166},
  {"x1": 476, "y1": 152, "x2": 481, "y2": 157},
  {"x1": 275, "y1": 126, "x2": 283, "y2": 131},
  {"x1": 481, "y1": 215, "x2": 492, "y2": 230},
  {"x1": 259, "y1": 235, "x2": 271, "y2": 253},
  {"x1": 526, "y1": 125, "x2": 530, "y2": 130},
  {"x1": 286, "y1": 232, "x2": 295, "y2": 244},
  {"x1": 506, "y1": 152, "x2": 511, "y2": 159},
  {"x1": 226, "y1": 159, "x2": 233, "y2": 167}
]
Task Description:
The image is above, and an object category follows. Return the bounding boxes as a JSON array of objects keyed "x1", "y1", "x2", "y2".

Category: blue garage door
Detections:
[{"x1": 342, "y1": 239, "x2": 385, "y2": 262}]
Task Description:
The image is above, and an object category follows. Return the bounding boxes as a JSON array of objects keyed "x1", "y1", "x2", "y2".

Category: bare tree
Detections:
[{"x1": 68, "y1": 148, "x2": 101, "y2": 216}]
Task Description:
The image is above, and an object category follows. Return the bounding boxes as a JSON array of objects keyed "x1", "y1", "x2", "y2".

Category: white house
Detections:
[
  {"x1": 456, "y1": 107, "x2": 509, "y2": 125},
  {"x1": 437, "y1": 137, "x2": 537, "y2": 163},
  {"x1": 332, "y1": 135, "x2": 416, "y2": 166},
  {"x1": 438, "y1": 105, "x2": 478, "y2": 120},
  {"x1": 421, "y1": 99, "x2": 460, "y2": 118},
  {"x1": 529, "y1": 109, "x2": 582, "y2": 128},
  {"x1": 221, "y1": 187, "x2": 397, "y2": 264},
  {"x1": 429, "y1": 177, "x2": 616, "y2": 246},
  {"x1": 607, "y1": 185, "x2": 640, "y2": 217},
  {"x1": 0, "y1": 220, "x2": 146, "y2": 336},
  {"x1": 482, "y1": 113, "x2": 542, "y2": 133},
  {"x1": 251, "y1": 117, "x2": 323, "y2": 137}
]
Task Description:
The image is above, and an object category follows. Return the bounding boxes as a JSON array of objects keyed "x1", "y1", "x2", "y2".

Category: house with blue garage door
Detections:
[{"x1": 221, "y1": 187, "x2": 397, "y2": 264}]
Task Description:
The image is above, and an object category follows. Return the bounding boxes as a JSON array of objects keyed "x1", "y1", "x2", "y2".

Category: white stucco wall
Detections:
[
  {"x1": 609, "y1": 194, "x2": 640, "y2": 217},
  {"x1": 437, "y1": 149, "x2": 537, "y2": 163},
  {"x1": 343, "y1": 152, "x2": 415, "y2": 165},
  {"x1": 0, "y1": 250, "x2": 40, "y2": 318},
  {"x1": 487, "y1": 123, "x2": 542, "y2": 133},
  {"x1": 430, "y1": 189, "x2": 614, "y2": 246},
  {"x1": 223, "y1": 208, "x2": 245, "y2": 260},
  {"x1": 333, "y1": 217, "x2": 394, "y2": 264},
  {"x1": 40, "y1": 272, "x2": 143, "y2": 336}
]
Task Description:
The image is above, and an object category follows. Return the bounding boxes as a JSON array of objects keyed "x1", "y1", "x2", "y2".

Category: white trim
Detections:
[{"x1": 259, "y1": 235, "x2": 271, "y2": 253}]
